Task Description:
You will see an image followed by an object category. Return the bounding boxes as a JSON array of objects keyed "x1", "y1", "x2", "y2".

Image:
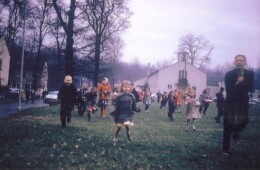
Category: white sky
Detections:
[{"x1": 121, "y1": 0, "x2": 260, "y2": 68}]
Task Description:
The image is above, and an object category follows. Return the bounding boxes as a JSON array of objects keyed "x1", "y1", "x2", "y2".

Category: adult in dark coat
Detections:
[
  {"x1": 25, "y1": 89, "x2": 30, "y2": 104},
  {"x1": 222, "y1": 55, "x2": 254, "y2": 155},
  {"x1": 214, "y1": 87, "x2": 225, "y2": 123},
  {"x1": 58, "y1": 75, "x2": 79, "y2": 128},
  {"x1": 30, "y1": 89, "x2": 35, "y2": 103}
]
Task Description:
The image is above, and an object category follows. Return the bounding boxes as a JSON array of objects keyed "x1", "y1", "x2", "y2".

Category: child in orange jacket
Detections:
[{"x1": 97, "y1": 77, "x2": 112, "y2": 119}]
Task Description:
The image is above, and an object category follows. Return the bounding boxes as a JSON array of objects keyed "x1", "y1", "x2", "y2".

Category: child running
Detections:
[
  {"x1": 185, "y1": 90, "x2": 201, "y2": 131},
  {"x1": 85, "y1": 87, "x2": 98, "y2": 121},
  {"x1": 112, "y1": 80, "x2": 141, "y2": 145}
]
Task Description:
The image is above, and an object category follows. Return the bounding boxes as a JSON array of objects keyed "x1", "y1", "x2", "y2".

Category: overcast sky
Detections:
[{"x1": 121, "y1": 0, "x2": 260, "y2": 68}]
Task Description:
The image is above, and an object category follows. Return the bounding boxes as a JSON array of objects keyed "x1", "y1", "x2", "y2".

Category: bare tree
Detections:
[
  {"x1": 83, "y1": 0, "x2": 131, "y2": 86},
  {"x1": 52, "y1": 0, "x2": 77, "y2": 76},
  {"x1": 155, "y1": 59, "x2": 173, "y2": 70},
  {"x1": 30, "y1": 0, "x2": 52, "y2": 90},
  {"x1": 178, "y1": 33, "x2": 214, "y2": 69},
  {"x1": 102, "y1": 34, "x2": 124, "y2": 88}
]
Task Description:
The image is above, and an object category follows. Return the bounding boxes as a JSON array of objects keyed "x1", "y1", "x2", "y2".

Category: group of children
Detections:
[
  {"x1": 57, "y1": 76, "x2": 141, "y2": 145},
  {"x1": 57, "y1": 75, "x2": 204, "y2": 144},
  {"x1": 159, "y1": 88, "x2": 202, "y2": 130}
]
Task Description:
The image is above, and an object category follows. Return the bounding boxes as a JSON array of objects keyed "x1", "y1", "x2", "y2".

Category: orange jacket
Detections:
[
  {"x1": 176, "y1": 92, "x2": 183, "y2": 105},
  {"x1": 97, "y1": 83, "x2": 112, "y2": 100}
]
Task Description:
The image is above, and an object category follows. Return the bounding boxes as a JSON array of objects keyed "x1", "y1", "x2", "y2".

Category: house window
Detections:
[
  {"x1": 168, "y1": 84, "x2": 172, "y2": 89},
  {"x1": 179, "y1": 69, "x2": 187, "y2": 79}
]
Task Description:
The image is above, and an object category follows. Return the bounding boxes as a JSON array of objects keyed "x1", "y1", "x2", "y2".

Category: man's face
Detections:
[{"x1": 234, "y1": 56, "x2": 246, "y2": 69}]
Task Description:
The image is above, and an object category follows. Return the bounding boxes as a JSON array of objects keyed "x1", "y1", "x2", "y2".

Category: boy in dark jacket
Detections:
[{"x1": 58, "y1": 75, "x2": 79, "y2": 128}]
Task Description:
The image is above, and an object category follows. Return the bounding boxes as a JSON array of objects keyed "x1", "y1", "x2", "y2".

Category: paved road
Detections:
[{"x1": 0, "y1": 99, "x2": 49, "y2": 118}]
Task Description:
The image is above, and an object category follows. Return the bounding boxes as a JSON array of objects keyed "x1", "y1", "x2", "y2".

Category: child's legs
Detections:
[
  {"x1": 101, "y1": 106, "x2": 107, "y2": 118},
  {"x1": 145, "y1": 104, "x2": 149, "y2": 111},
  {"x1": 125, "y1": 125, "x2": 131, "y2": 140},
  {"x1": 168, "y1": 105, "x2": 175, "y2": 118},
  {"x1": 186, "y1": 119, "x2": 190, "y2": 126},
  {"x1": 60, "y1": 103, "x2": 69, "y2": 127},
  {"x1": 192, "y1": 118, "x2": 196, "y2": 126},
  {"x1": 87, "y1": 111, "x2": 91, "y2": 121},
  {"x1": 203, "y1": 103, "x2": 209, "y2": 113},
  {"x1": 114, "y1": 125, "x2": 122, "y2": 139}
]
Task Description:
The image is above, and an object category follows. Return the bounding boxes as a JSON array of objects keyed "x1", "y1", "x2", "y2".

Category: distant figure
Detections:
[
  {"x1": 222, "y1": 55, "x2": 254, "y2": 155},
  {"x1": 214, "y1": 87, "x2": 225, "y2": 123},
  {"x1": 176, "y1": 90, "x2": 183, "y2": 113},
  {"x1": 85, "y1": 87, "x2": 98, "y2": 121},
  {"x1": 42, "y1": 89, "x2": 48, "y2": 101},
  {"x1": 30, "y1": 89, "x2": 35, "y2": 103},
  {"x1": 156, "y1": 91, "x2": 161, "y2": 103},
  {"x1": 167, "y1": 90, "x2": 176, "y2": 121},
  {"x1": 77, "y1": 83, "x2": 89, "y2": 116},
  {"x1": 25, "y1": 89, "x2": 30, "y2": 104},
  {"x1": 112, "y1": 80, "x2": 140, "y2": 145},
  {"x1": 58, "y1": 75, "x2": 79, "y2": 128},
  {"x1": 199, "y1": 89, "x2": 210, "y2": 115},
  {"x1": 160, "y1": 91, "x2": 168, "y2": 109},
  {"x1": 131, "y1": 82, "x2": 140, "y2": 102},
  {"x1": 185, "y1": 90, "x2": 201, "y2": 131},
  {"x1": 143, "y1": 88, "x2": 152, "y2": 112},
  {"x1": 97, "y1": 77, "x2": 112, "y2": 119}
]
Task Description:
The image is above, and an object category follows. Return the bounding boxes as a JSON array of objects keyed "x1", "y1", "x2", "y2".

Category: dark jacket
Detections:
[
  {"x1": 114, "y1": 92, "x2": 140, "y2": 123},
  {"x1": 225, "y1": 68, "x2": 254, "y2": 104},
  {"x1": 216, "y1": 91, "x2": 225, "y2": 107},
  {"x1": 58, "y1": 84, "x2": 78, "y2": 104},
  {"x1": 78, "y1": 89, "x2": 88, "y2": 102}
]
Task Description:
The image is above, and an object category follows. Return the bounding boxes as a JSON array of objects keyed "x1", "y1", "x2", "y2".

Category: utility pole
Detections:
[{"x1": 17, "y1": 0, "x2": 26, "y2": 111}]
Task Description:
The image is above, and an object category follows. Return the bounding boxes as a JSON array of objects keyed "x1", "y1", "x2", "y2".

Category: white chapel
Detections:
[{"x1": 133, "y1": 52, "x2": 207, "y2": 95}]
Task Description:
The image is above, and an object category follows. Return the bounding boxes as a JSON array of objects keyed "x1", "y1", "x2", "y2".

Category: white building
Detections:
[{"x1": 134, "y1": 52, "x2": 207, "y2": 96}]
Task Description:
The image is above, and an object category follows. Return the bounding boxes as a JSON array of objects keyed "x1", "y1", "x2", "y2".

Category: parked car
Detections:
[
  {"x1": 249, "y1": 98, "x2": 260, "y2": 104},
  {"x1": 44, "y1": 91, "x2": 59, "y2": 106}
]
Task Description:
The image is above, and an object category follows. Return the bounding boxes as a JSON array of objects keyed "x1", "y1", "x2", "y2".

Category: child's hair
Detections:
[{"x1": 120, "y1": 80, "x2": 132, "y2": 91}]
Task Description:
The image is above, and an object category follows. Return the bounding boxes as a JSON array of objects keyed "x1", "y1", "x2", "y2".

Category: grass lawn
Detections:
[{"x1": 0, "y1": 102, "x2": 260, "y2": 170}]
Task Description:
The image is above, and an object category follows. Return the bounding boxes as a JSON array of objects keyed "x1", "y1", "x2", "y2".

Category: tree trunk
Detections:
[{"x1": 93, "y1": 34, "x2": 101, "y2": 86}]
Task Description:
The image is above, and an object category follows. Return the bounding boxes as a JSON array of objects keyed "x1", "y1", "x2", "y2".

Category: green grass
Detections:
[{"x1": 0, "y1": 103, "x2": 260, "y2": 170}]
